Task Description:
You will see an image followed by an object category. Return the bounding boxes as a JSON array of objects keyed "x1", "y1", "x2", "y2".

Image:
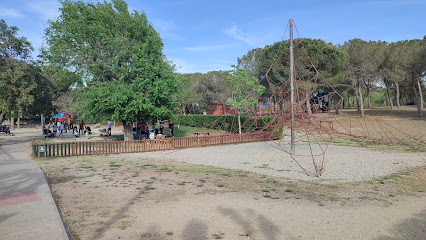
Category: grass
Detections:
[{"x1": 212, "y1": 232, "x2": 225, "y2": 239}]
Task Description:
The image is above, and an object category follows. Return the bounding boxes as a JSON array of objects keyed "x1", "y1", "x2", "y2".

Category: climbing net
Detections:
[{"x1": 201, "y1": 20, "x2": 424, "y2": 177}]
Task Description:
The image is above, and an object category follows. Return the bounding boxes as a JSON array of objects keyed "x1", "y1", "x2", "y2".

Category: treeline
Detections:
[
  {"x1": 177, "y1": 38, "x2": 426, "y2": 117},
  {"x1": 0, "y1": 19, "x2": 81, "y2": 125}
]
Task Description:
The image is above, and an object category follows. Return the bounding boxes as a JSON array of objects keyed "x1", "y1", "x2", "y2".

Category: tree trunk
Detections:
[
  {"x1": 0, "y1": 111, "x2": 5, "y2": 125},
  {"x1": 355, "y1": 93, "x2": 360, "y2": 111},
  {"x1": 367, "y1": 86, "x2": 372, "y2": 108},
  {"x1": 358, "y1": 80, "x2": 365, "y2": 117},
  {"x1": 411, "y1": 73, "x2": 423, "y2": 118},
  {"x1": 11, "y1": 116, "x2": 15, "y2": 131},
  {"x1": 384, "y1": 80, "x2": 393, "y2": 109},
  {"x1": 417, "y1": 79, "x2": 424, "y2": 112},
  {"x1": 123, "y1": 121, "x2": 133, "y2": 141},
  {"x1": 17, "y1": 115, "x2": 20, "y2": 129},
  {"x1": 305, "y1": 92, "x2": 312, "y2": 115},
  {"x1": 238, "y1": 113, "x2": 242, "y2": 134},
  {"x1": 395, "y1": 81, "x2": 401, "y2": 108}
]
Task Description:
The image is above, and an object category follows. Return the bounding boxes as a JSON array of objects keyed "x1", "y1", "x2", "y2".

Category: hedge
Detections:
[{"x1": 171, "y1": 114, "x2": 277, "y2": 134}]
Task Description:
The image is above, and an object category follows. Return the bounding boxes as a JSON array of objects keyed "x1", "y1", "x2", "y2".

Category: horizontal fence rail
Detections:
[{"x1": 32, "y1": 132, "x2": 272, "y2": 158}]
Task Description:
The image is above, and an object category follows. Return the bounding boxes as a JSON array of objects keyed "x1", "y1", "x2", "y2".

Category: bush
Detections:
[{"x1": 171, "y1": 114, "x2": 275, "y2": 134}]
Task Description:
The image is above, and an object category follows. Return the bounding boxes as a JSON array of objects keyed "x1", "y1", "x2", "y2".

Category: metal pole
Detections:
[
  {"x1": 41, "y1": 113, "x2": 45, "y2": 135},
  {"x1": 289, "y1": 19, "x2": 295, "y2": 155}
]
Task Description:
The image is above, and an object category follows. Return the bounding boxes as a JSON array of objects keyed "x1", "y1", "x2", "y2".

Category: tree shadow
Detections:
[
  {"x1": 374, "y1": 209, "x2": 426, "y2": 240},
  {"x1": 87, "y1": 187, "x2": 148, "y2": 240},
  {"x1": 217, "y1": 206, "x2": 282, "y2": 240},
  {"x1": 181, "y1": 219, "x2": 209, "y2": 240}
]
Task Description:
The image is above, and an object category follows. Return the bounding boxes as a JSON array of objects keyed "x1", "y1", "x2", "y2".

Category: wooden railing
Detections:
[{"x1": 32, "y1": 132, "x2": 272, "y2": 158}]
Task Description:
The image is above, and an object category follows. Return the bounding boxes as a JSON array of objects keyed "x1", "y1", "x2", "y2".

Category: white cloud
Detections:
[
  {"x1": 27, "y1": 0, "x2": 60, "y2": 20},
  {"x1": 0, "y1": 8, "x2": 24, "y2": 18},
  {"x1": 225, "y1": 25, "x2": 258, "y2": 46}
]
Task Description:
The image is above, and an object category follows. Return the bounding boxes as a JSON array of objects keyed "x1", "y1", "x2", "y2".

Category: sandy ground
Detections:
[{"x1": 6, "y1": 125, "x2": 426, "y2": 240}]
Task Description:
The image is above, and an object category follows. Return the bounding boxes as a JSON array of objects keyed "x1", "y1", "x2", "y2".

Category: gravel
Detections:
[{"x1": 134, "y1": 141, "x2": 426, "y2": 182}]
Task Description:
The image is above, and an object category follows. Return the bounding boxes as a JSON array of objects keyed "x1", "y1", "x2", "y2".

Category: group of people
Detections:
[
  {"x1": 45, "y1": 120, "x2": 91, "y2": 137},
  {"x1": 131, "y1": 120, "x2": 174, "y2": 140}
]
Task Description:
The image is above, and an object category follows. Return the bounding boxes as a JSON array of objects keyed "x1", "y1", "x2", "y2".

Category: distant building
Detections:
[{"x1": 208, "y1": 103, "x2": 237, "y2": 115}]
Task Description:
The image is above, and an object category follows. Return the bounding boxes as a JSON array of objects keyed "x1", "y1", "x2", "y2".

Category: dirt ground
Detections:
[
  {"x1": 36, "y1": 153, "x2": 426, "y2": 240},
  {"x1": 28, "y1": 106, "x2": 426, "y2": 239}
]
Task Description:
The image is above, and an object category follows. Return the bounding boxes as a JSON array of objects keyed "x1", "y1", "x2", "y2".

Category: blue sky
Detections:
[{"x1": 1, "y1": 0, "x2": 425, "y2": 73}]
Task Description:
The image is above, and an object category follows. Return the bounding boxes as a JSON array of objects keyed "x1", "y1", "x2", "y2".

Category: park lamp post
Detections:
[{"x1": 37, "y1": 55, "x2": 45, "y2": 135}]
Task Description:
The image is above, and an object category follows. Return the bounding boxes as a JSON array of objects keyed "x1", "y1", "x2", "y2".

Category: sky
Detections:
[{"x1": 1, "y1": 0, "x2": 425, "y2": 73}]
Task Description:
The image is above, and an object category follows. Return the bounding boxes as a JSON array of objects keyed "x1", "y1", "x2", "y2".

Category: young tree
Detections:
[
  {"x1": 44, "y1": 0, "x2": 179, "y2": 140},
  {"x1": 226, "y1": 65, "x2": 265, "y2": 134}
]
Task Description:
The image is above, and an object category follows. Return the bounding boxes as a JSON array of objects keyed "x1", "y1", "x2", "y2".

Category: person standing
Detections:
[
  {"x1": 168, "y1": 121, "x2": 174, "y2": 137},
  {"x1": 108, "y1": 120, "x2": 112, "y2": 136},
  {"x1": 159, "y1": 121, "x2": 164, "y2": 135},
  {"x1": 140, "y1": 122, "x2": 146, "y2": 140},
  {"x1": 52, "y1": 124, "x2": 58, "y2": 136},
  {"x1": 59, "y1": 123, "x2": 65, "y2": 137},
  {"x1": 79, "y1": 121, "x2": 84, "y2": 135}
]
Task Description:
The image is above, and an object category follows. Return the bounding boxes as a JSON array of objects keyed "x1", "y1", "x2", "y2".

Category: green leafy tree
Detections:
[
  {"x1": 226, "y1": 65, "x2": 265, "y2": 113},
  {"x1": 173, "y1": 74, "x2": 197, "y2": 114},
  {"x1": 258, "y1": 38, "x2": 347, "y2": 114},
  {"x1": 44, "y1": 0, "x2": 178, "y2": 139},
  {"x1": 226, "y1": 65, "x2": 265, "y2": 134},
  {"x1": 183, "y1": 71, "x2": 231, "y2": 114},
  {"x1": 0, "y1": 19, "x2": 54, "y2": 125},
  {"x1": 237, "y1": 48, "x2": 263, "y2": 78},
  {"x1": 398, "y1": 38, "x2": 425, "y2": 117}
]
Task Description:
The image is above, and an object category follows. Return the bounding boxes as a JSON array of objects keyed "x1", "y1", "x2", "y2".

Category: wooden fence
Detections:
[{"x1": 32, "y1": 132, "x2": 271, "y2": 158}]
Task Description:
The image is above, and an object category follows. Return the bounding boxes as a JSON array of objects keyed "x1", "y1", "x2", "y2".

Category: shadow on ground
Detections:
[{"x1": 374, "y1": 209, "x2": 426, "y2": 240}]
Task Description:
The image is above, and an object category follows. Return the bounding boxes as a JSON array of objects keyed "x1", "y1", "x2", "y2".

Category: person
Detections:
[
  {"x1": 149, "y1": 129, "x2": 155, "y2": 139},
  {"x1": 59, "y1": 123, "x2": 65, "y2": 137},
  {"x1": 107, "y1": 120, "x2": 112, "y2": 136},
  {"x1": 52, "y1": 124, "x2": 58, "y2": 136},
  {"x1": 70, "y1": 118, "x2": 73, "y2": 130},
  {"x1": 159, "y1": 121, "x2": 164, "y2": 135},
  {"x1": 73, "y1": 126, "x2": 79, "y2": 137},
  {"x1": 145, "y1": 127, "x2": 149, "y2": 140},
  {"x1": 79, "y1": 121, "x2": 84, "y2": 135},
  {"x1": 168, "y1": 121, "x2": 174, "y2": 137},
  {"x1": 139, "y1": 122, "x2": 146, "y2": 140},
  {"x1": 73, "y1": 126, "x2": 78, "y2": 134},
  {"x1": 85, "y1": 126, "x2": 92, "y2": 135}
]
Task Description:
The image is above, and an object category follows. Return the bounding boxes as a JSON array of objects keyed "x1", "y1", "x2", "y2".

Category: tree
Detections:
[
  {"x1": 399, "y1": 38, "x2": 425, "y2": 117},
  {"x1": 257, "y1": 38, "x2": 347, "y2": 115},
  {"x1": 362, "y1": 41, "x2": 386, "y2": 108},
  {"x1": 44, "y1": 0, "x2": 179, "y2": 140},
  {"x1": 237, "y1": 48, "x2": 263, "y2": 78},
  {"x1": 0, "y1": 19, "x2": 54, "y2": 126},
  {"x1": 173, "y1": 74, "x2": 197, "y2": 115},
  {"x1": 226, "y1": 65, "x2": 265, "y2": 133},
  {"x1": 184, "y1": 71, "x2": 231, "y2": 114},
  {"x1": 381, "y1": 42, "x2": 406, "y2": 108},
  {"x1": 344, "y1": 39, "x2": 370, "y2": 117}
]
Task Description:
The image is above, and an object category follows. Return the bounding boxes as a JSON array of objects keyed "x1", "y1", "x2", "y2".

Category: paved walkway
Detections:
[{"x1": 0, "y1": 127, "x2": 68, "y2": 240}]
